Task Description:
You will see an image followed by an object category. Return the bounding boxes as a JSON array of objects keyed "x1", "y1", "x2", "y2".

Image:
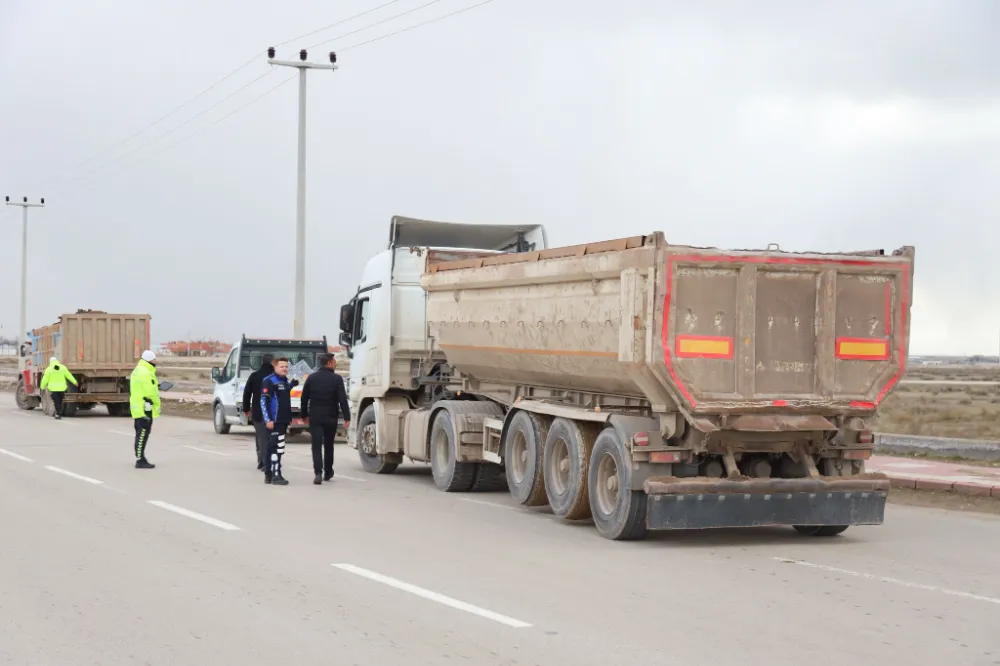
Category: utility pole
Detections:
[
  {"x1": 5, "y1": 196, "x2": 45, "y2": 374},
  {"x1": 267, "y1": 47, "x2": 338, "y2": 338}
]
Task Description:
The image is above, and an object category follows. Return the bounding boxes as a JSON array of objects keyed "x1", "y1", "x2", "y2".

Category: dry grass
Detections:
[{"x1": 877, "y1": 380, "x2": 1000, "y2": 441}]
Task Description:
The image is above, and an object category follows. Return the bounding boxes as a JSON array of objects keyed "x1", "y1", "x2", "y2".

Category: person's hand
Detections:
[
  {"x1": 243, "y1": 411, "x2": 250, "y2": 419},
  {"x1": 342, "y1": 421, "x2": 350, "y2": 430},
  {"x1": 266, "y1": 421, "x2": 274, "y2": 430},
  {"x1": 303, "y1": 417, "x2": 310, "y2": 426}
]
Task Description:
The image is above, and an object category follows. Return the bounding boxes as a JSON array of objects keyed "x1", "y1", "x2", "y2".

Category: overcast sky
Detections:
[{"x1": 1, "y1": 0, "x2": 998, "y2": 355}]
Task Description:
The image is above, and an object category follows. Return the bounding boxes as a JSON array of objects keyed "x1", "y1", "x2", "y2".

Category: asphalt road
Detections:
[{"x1": 1, "y1": 408, "x2": 998, "y2": 665}]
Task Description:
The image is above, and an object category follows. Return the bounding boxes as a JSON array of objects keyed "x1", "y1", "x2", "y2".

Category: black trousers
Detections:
[
  {"x1": 310, "y1": 419, "x2": 337, "y2": 476},
  {"x1": 266, "y1": 422, "x2": 288, "y2": 479},
  {"x1": 253, "y1": 420, "x2": 270, "y2": 467},
  {"x1": 134, "y1": 417, "x2": 153, "y2": 460},
  {"x1": 51, "y1": 391, "x2": 64, "y2": 416}
]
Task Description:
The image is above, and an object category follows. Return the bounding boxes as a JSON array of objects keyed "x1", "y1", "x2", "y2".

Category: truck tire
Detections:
[
  {"x1": 213, "y1": 403, "x2": 231, "y2": 434},
  {"x1": 107, "y1": 403, "x2": 129, "y2": 417},
  {"x1": 470, "y1": 463, "x2": 508, "y2": 492},
  {"x1": 15, "y1": 379, "x2": 37, "y2": 411},
  {"x1": 543, "y1": 418, "x2": 594, "y2": 521},
  {"x1": 63, "y1": 403, "x2": 78, "y2": 418},
  {"x1": 793, "y1": 525, "x2": 849, "y2": 537},
  {"x1": 588, "y1": 428, "x2": 648, "y2": 541},
  {"x1": 430, "y1": 411, "x2": 477, "y2": 492},
  {"x1": 357, "y1": 405, "x2": 398, "y2": 475},
  {"x1": 504, "y1": 410, "x2": 549, "y2": 507},
  {"x1": 41, "y1": 390, "x2": 53, "y2": 416}
]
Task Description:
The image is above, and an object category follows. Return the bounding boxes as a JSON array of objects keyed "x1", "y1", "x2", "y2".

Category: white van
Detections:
[{"x1": 210, "y1": 335, "x2": 328, "y2": 438}]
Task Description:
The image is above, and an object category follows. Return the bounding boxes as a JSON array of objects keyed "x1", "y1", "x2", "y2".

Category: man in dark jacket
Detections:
[
  {"x1": 243, "y1": 354, "x2": 274, "y2": 470},
  {"x1": 260, "y1": 357, "x2": 294, "y2": 486},
  {"x1": 300, "y1": 354, "x2": 351, "y2": 484}
]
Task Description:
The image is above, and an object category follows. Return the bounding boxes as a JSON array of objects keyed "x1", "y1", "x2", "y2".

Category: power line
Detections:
[
  {"x1": 341, "y1": 0, "x2": 497, "y2": 52},
  {"x1": 75, "y1": 74, "x2": 298, "y2": 185},
  {"x1": 43, "y1": 0, "x2": 414, "y2": 187},
  {"x1": 305, "y1": 0, "x2": 444, "y2": 51},
  {"x1": 67, "y1": 69, "x2": 279, "y2": 185}
]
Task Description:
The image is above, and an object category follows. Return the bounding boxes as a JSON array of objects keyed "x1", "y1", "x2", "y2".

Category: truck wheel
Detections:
[
  {"x1": 588, "y1": 428, "x2": 648, "y2": 541},
  {"x1": 213, "y1": 403, "x2": 231, "y2": 434},
  {"x1": 63, "y1": 403, "x2": 78, "y2": 418},
  {"x1": 430, "y1": 411, "x2": 476, "y2": 492},
  {"x1": 357, "y1": 405, "x2": 398, "y2": 475},
  {"x1": 15, "y1": 379, "x2": 36, "y2": 411},
  {"x1": 107, "y1": 404, "x2": 128, "y2": 417},
  {"x1": 793, "y1": 525, "x2": 849, "y2": 537},
  {"x1": 543, "y1": 418, "x2": 595, "y2": 520},
  {"x1": 504, "y1": 411, "x2": 549, "y2": 507},
  {"x1": 41, "y1": 391, "x2": 53, "y2": 416},
  {"x1": 470, "y1": 463, "x2": 508, "y2": 492}
]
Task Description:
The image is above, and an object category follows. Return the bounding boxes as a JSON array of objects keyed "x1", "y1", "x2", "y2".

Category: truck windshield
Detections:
[{"x1": 239, "y1": 346, "x2": 324, "y2": 373}]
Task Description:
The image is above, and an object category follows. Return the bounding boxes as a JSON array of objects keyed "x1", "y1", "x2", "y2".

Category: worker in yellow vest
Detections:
[{"x1": 40, "y1": 357, "x2": 78, "y2": 420}]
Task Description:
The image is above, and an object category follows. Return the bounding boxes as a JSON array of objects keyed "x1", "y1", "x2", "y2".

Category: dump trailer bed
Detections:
[
  {"x1": 418, "y1": 232, "x2": 914, "y2": 537},
  {"x1": 16, "y1": 310, "x2": 151, "y2": 416}
]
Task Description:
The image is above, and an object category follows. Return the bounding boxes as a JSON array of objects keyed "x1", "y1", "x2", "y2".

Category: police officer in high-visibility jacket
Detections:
[
  {"x1": 40, "y1": 356, "x2": 77, "y2": 420},
  {"x1": 130, "y1": 350, "x2": 161, "y2": 469}
]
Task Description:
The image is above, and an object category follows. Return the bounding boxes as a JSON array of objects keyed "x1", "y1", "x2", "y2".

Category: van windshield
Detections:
[{"x1": 239, "y1": 346, "x2": 324, "y2": 374}]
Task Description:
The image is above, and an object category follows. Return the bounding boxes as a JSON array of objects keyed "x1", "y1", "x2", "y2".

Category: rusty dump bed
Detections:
[
  {"x1": 422, "y1": 233, "x2": 914, "y2": 420},
  {"x1": 33, "y1": 311, "x2": 151, "y2": 373}
]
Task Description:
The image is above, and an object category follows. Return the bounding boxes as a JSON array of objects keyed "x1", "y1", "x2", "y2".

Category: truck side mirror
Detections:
[
  {"x1": 338, "y1": 332, "x2": 353, "y2": 359},
  {"x1": 339, "y1": 302, "x2": 355, "y2": 334},
  {"x1": 211, "y1": 367, "x2": 221, "y2": 382}
]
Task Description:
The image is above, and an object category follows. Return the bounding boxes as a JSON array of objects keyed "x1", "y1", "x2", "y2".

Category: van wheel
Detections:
[
  {"x1": 503, "y1": 411, "x2": 549, "y2": 506},
  {"x1": 213, "y1": 403, "x2": 231, "y2": 434},
  {"x1": 588, "y1": 428, "x2": 648, "y2": 541},
  {"x1": 357, "y1": 405, "x2": 398, "y2": 474},
  {"x1": 430, "y1": 411, "x2": 476, "y2": 492},
  {"x1": 793, "y1": 525, "x2": 849, "y2": 537},
  {"x1": 543, "y1": 418, "x2": 596, "y2": 520}
]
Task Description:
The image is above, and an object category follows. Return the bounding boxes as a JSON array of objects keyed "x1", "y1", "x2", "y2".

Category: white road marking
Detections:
[
  {"x1": 332, "y1": 563, "x2": 532, "y2": 628},
  {"x1": 45, "y1": 465, "x2": 103, "y2": 485},
  {"x1": 107, "y1": 429, "x2": 133, "y2": 437},
  {"x1": 775, "y1": 558, "x2": 1000, "y2": 606},
  {"x1": 148, "y1": 501, "x2": 241, "y2": 531},
  {"x1": 458, "y1": 497, "x2": 514, "y2": 510},
  {"x1": 0, "y1": 448, "x2": 34, "y2": 462},
  {"x1": 183, "y1": 445, "x2": 231, "y2": 457}
]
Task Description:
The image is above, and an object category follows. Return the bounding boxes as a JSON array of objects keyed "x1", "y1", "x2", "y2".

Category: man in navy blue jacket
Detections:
[{"x1": 260, "y1": 357, "x2": 297, "y2": 486}]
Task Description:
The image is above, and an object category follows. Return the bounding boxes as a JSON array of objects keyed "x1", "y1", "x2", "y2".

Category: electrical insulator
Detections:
[
  {"x1": 329, "y1": 52, "x2": 337, "y2": 64},
  {"x1": 267, "y1": 46, "x2": 276, "y2": 59},
  {"x1": 40, "y1": 198, "x2": 45, "y2": 204},
  {"x1": 299, "y1": 49, "x2": 307, "y2": 61}
]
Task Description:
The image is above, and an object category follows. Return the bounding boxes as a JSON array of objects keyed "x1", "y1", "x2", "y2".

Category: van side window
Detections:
[{"x1": 221, "y1": 349, "x2": 237, "y2": 382}]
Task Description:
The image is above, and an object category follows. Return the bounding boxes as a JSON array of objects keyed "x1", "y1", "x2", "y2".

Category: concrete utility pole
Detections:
[
  {"x1": 267, "y1": 47, "x2": 338, "y2": 338},
  {"x1": 5, "y1": 196, "x2": 45, "y2": 373}
]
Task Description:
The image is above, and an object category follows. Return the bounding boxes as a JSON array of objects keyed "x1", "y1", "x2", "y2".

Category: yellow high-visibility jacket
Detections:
[
  {"x1": 40, "y1": 360, "x2": 77, "y2": 393},
  {"x1": 129, "y1": 359, "x2": 161, "y2": 419}
]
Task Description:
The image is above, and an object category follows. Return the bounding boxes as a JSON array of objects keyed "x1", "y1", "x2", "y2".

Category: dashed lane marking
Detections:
[
  {"x1": 147, "y1": 501, "x2": 241, "y2": 531},
  {"x1": 183, "y1": 445, "x2": 232, "y2": 457},
  {"x1": 45, "y1": 465, "x2": 103, "y2": 485},
  {"x1": 0, "y1": 448, "x2": 34, "y2": 462},
  {"x1": 332, "y1": 563, "x2": 532, "y2": 628},
  {"x1": 775, "y1": 558, "x2": 1000, "y2": 606}
]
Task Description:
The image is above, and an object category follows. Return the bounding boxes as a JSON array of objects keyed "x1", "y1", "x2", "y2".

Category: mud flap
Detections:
[{"x1": 643, "y1": 476, "x2": 890, "y2": 531}]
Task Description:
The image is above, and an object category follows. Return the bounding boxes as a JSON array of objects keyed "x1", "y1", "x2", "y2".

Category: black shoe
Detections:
[
  {"x1": 135, "y1": 459, "x2": 155, "y2": 469},
  {"x1": 257, "y1": 462, "x2": 264, "y2": 471},
  {"x1": 324, "y1": 471, "x2": 334, "y2": 481},
  {"x1": 55, "y1": 414, "x2": 62, "y2": 420},
  {"x1": 314, "y1": 474, "x2": 322, "y2": 485},
  {"x1": 264, "y1": 473, "x2": 272, "y2": 484},
  {"x1": 272, "y1": 475, "x2": 289, "y2": 486}
]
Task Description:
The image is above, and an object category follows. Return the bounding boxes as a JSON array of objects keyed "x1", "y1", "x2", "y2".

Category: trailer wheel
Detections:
[
  {"x1": 15, "y1": 379, "x2": 37, "y2": 411},
  {"x1": 588, "y1": 428, "x2": 648, "y2": 541},
  {"x1": 41, "y1": 391, "x2": 53, "y2": 416},
  {"x1": 213, "y1": 403, "x2": 231, "y2": 434},
  {"x1": 107, "y1": 403, "x2": 129, "y2": 417},
  {"x1": 357, "y1": 405, "x2": 398, "y2": 475},
  {"x1": 793, "y1": 525, "x2": 849, "y2": 537},
  {"x1": 543, "y1": 418, "x2": 595, "y2": 520},
  {"x1": 470, "y1": 463, "x2": 508, "y2": 492},
  {"x1": 504, "y1": 411, "x2": 549, "y2": 506},
  {"x1": 62, "y1": 403, "x2": 78, "y2": 418},
  {"x1": 430, "y1": 411, "x2": 476, "y2": 492}
]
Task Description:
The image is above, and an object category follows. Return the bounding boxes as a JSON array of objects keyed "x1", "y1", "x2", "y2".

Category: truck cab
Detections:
[
  {"x1": 211, "y1": 335, "x2": 328, "y2": 438},
  {"x1": 337, "y1": 216, "x2": 548, "y2": 459}
]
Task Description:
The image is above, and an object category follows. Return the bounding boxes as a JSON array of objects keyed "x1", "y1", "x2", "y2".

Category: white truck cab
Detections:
[
  {"x1": 210, "y1": 335, "x2": 328, "y2": 438},
  {"x1": 337, "y1": 216, "x2": 547, "y2": 471}
]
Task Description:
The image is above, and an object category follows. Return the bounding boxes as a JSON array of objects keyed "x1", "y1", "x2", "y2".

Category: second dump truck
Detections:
[{"x1": 339, "y1": 217, "x2": 914, "y2": 541}]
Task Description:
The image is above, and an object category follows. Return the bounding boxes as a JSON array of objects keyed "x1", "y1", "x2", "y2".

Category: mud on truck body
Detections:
[{"x1": 339, "y1": 216, "x2": 914, "y2": 541}]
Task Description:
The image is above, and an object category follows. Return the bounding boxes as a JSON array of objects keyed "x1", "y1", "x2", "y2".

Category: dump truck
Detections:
[
  {"x1": 15, "y1": 310, "x2": 152, "y2": 417},
  {"x1": 338, "y1": 216, "x2": 914, "y2": 541}
]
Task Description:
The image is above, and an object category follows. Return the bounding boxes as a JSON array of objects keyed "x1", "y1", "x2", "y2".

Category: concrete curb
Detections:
[
  {"x1": 875, "y1": 433, "x2": 1000, "y2": 462},
  {"x1": 885, "y1": 474, "x2": 1000, "y2": 498}
]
